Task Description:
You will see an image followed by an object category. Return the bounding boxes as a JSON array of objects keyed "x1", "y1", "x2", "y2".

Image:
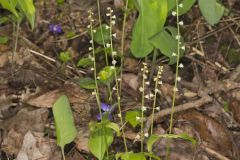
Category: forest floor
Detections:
[{"x1": 0, "y1": 0, "x2": 240, "y2": 160}]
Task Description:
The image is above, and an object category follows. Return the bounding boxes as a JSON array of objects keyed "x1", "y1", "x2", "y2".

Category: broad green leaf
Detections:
[
  {"x1": 78, "y1": 77, "x2": 96, "y2": 89},
  {"x1": 17, "y1": 0, "x2": 36, "y2": 30},
  {"x1": 88, "y1": 126, "x2": 114, "y2": 160},
  {"x1": 199, "y1": 0, "x2": 224, "y2": 25},
  {"x1": 125, "y1": 110, "x2": 141, "y2": 128},
  {"x1": 92, "y1": 24, "x2": 110, "y2": 45},
  {"x1": 77, "y1": 57, "x2": 93, "y2": 68},
  {"x1": 0, "y1": 0, "x2": 18, "y2": 17},
  {"x1": 150, "y1": 26, "x2": 184, "y2": 64},
  {"x1": 168, "y1": 0, "x2": 196, "y2": 15},
  {"x1": 0, "y1": 36, "x2": 9, "y2": 44},
  {"x1": 53, "y1": 95, "x2": 77, "y2": 149},
  {"x1": 0, "y1": 16, "x2": 9, "y2": 25},
  {"x1": 98, "y1": 66, "x2": 119, "y2": 84},
  {"x1": 105, "y1": 122, "x2": 121, "y2": 136},
  {"x1": 130, "y1": 0, "x2": 168, "y2": 57},
  {"x1": 59, "y1": 51, "x2": 71, "y2": 63},
  {"x1": 147, "y1": 133, "x2": 196, "y2": 152}
]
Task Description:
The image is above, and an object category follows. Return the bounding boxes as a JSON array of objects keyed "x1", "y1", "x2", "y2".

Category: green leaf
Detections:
[
  {"x1": 199, "y1": 0, "x2": 224, "y2": 25},
  {"x1": 98, "y1": 66, "x2": 119, "y2": 84},
  {"x1": 66, "y1": 31, "x2": 76, "y2": 38},
  {"x1": 147, "y1": 133, "x2": 196, "y2": 152},
  {"x1": 78, "y1": 77, "x2": 96, "y2": 90},
  {"x1": 105, "y1": 121, "x2": 121, "y2": 136},
  {"x1": 17, "y1": 0, "x2": 36, "y2": 30},
  {"x1": 116, "y1": 152, "x2": 146, "y2": 160},
  {"x1": 168, "y1": 0, "x2": 196, "y2": 15},
  {"x1": 0, "y1": 16, "x2": 9, "y2": 25},
  {"x1": 0, "y1": 36, "x2": 9, "y2": 44},
  {"x1": 59, "y1": 51, "x2": 71, "y2": 63},
  {"x1": 88, "y1": 126, "x2": 114, "y2": 160},
  {"x1": 92, "y1": 24, "x2": 110, "y2": 45},
  {"x1": 125, "y1": 110, "x2": 141, "y2": 128},
  {"x1": 130, "y1": 0, "x2": 168, "y2": 57},
  {"x1": 77, "y1": 57, "x2": 93, "y2": 68},
  {"x1": 53, "y1": 95, "x2": 77, "y2": 149},
  {"x1": 0, "y1": 0, "x2": 18, "y2": 17},
  {"x1": 150, "y1": 26, "x2": 184, "y2": 64},
  {"x1": 57, "y1": 0, "x2": 65, "y2": 5}
]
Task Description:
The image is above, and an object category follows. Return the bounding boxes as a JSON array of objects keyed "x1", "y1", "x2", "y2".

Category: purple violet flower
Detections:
[
  {"x1": 97, "y1": 103, "x2": 113, "y2": 121},
  {"x1": 49, "y1": 24, "x2": 63, "y2": 34},
  {"x1": 101, "y1": 103, "x2": 111, "y2": 112}
]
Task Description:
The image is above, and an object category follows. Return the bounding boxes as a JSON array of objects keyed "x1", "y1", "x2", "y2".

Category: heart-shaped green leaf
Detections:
[
  {"x1": 130, "y1": 0, "x2": 168, "y2": 57},
  {"x1": 88, "y1": 126, "x2": 114, "y2": 160},
  {"x1": 125, "y1": 110, "x2": 141, "y2": 128},
  {"x1": 78, "y1": 77, "x2": 96, "y2": 89},
  {"x1": 199, "y1": 0, "x2": 224, "y2": 26},
  {"x1": 150, "y1": 26, "x2": 184, "y2": 64}
]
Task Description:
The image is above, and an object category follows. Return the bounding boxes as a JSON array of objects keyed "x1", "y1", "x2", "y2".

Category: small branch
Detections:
[
  {"x1": 201, "y1": 145, "x2": 231, "y2": 160},
  {"x1": 144, "y1": 95, "x2": 213, "y2": 133}
]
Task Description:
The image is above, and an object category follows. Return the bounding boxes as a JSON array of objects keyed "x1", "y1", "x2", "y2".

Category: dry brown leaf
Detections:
[{"x1": 122, "y1": 73, "x2": 139, "y2": 91}]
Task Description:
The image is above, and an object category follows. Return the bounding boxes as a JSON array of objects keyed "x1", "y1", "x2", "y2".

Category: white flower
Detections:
[
  {"x1": 91, "y1": 91, "x2": 96, "y2": 95},
  {"x1": 175, "y1": 35, "x2": 181, "y2": 40},
  {"x1": 142, "y1": 106, "x2": 147, "y2": 111},
  {"x1": 111, "y1": 20, "x2": 116, "y2": 25},
  {"x1": 106, "y1": 13, "x2": 110, "y2": 16},
  {"x1": 106, "y1": 43, "x2": 111, "y2": 48},
  {"x1": 172, "y1": 52, "x2": 177, "y2": 57},
  {"x1": 112, "y1": 33, "x2": 117, "y2": 38},
  {"x1": 118, "y1": 113, "x2": 122, "y2": 118},
  {"x1": 107, "y1": 7, "x2": 111, "y2": 10},
  {"x1": 155, "y1": 107, "x2": 160, "y2": 111},
  {"x1": 90, "y1": 57, "x2": 95, "y2": 61},
  {"x1": 110, "y1": 66, "x2": 115, "y2": 69},
  {"x1": 90, "y1": 67, "x2": 94, "y2": 71},
  {"x1": 112, "y1": 51, "x2": 117, "y2": 56},
  {"x1": 172, "y1": 11, "x2": 177, "y2": 16},
  {"x1": 117, "y1": 78, "x2": 121, "y2": 82},
  {"x1": 93, "y1": 29, "x2": 96, "y2": 33},
  {"x1": 177, "y1": 76, "x2": 181, "y2": 81},
  {"x1": 139, "y1": 87, "x2": 144, "y2": 92},
  {"x1": 145, "y1": 81, "x2": 150, "y2": 85},
  {"x1": 97, "y1": 76, "x2": 100, "y2": 79},
  {"x1": 112, "y1": 60, "x2": 117, "y2": 65},
  {"x1": 87, "y1": 25, "x2": 91, "y2": 28},
  {"x1": 158, "y1": 81, "x2": 163, "y2": 85},
  {"x1": 136, "y1": 116, "x2": 141, "y2": 121},
  {"x1": 89, "y1": 47, "x2": 92, "y2": 51},
  {"x1": 173, "y1": 87, "x2": 179, "y2": 92},
  {"x1": 112, "y1": 15, "x2": 116, "y2": 19},
  {"x1": 179, "y1": 21, "x2": 184, "y2": 26},
  {"x1": 113, "y1": 87, "x2": 116, "y2": 90},
  {"x1": 89, "y1": 40, "x2": 93, "y2": 44},
  {"x1": 144, "y1": 132, "x2": 149, "y2": 137},
  {"x1": 155, "y1": 89, "x2": 159, "y2": 93},
  {"x1": 105, "y1": 25, "x2": 110, "y2": 29},
  {"x1": 181, "y1": 45, "x2": 185, "y2": 51},
  {"x1": 179, "y1": 63, "x2": 184, "y2": 68},
  {"x1": 179, "y1": 3, "x2": 183, "y2": 8}
]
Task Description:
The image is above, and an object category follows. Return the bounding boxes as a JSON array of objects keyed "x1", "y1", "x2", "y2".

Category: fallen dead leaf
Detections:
[{"x1": 122, "y1": 73, "x2": 139, "y2": 91}]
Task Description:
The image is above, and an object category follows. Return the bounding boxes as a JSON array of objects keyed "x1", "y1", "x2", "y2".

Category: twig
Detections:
[
  {"x1": 144, "y1": 95, "x2": 213, "y2": 133},
  {"x1": 28, "y1": 49, "x2": 86, "y2": 74},
  {"x1": 201, "y1": 145, "x2": 231, "y2": 160}
]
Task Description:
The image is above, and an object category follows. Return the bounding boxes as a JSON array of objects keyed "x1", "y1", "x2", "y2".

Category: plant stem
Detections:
[
  {"x1": 61, "y1": 148, "x2": 66, "y2": 160},
  {"x1": 119, "y1": 0, "x2": 129, "y2": 96},
  {"x1": 109, "y1": 9, "x2": 128, "y2": 152},
  {"x1": 166, "y1": 0, "x2": 181, "y2": 158},
  {"x1": 97, "y1": 0, "x2": 109, "y2": 66}
]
